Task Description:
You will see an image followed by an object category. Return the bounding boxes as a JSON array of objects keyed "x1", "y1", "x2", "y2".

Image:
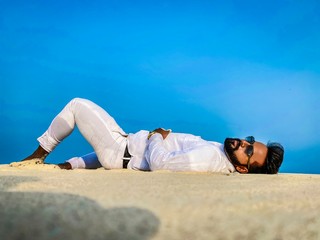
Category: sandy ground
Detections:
[{"x1": 0, "y1": 163, "x2": 320, "y2": 240}]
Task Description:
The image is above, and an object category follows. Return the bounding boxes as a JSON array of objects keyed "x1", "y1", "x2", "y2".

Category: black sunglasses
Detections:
[{"x1": 244, "y1": 136, "x2": 255, "y2": 169}]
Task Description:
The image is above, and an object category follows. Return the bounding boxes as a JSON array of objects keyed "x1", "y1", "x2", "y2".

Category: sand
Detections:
[{"x1": 0, "y1": 163, "x2": 319, "y2": 240}]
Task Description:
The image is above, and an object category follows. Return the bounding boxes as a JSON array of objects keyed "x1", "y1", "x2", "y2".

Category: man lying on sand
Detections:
[{"x1": 16, "y1": 98, "x2": 284, "y2": 174}]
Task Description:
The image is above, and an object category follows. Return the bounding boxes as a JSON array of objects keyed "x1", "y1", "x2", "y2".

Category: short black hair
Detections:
[
  {"x1": 249, "y1": 142, "x2": 284, "y2": 174},
  {"x1": 265, "y1": 142, "x2": 284, "y2": 174}
]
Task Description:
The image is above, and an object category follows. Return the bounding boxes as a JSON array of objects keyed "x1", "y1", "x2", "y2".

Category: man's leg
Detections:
[
  {"x1": 21, "y1": 145, "x2": 49, "y2": 162},
  {"x1": 21, "y1": 98, "x2": 127, "y2": 169},
  {"x1": 58, "y1": 152, "x2": 102, "y2": 170}
]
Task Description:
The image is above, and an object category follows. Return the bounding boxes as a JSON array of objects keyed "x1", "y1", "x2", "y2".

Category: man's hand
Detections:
[{"x1": 148, "y1": 128, "x2": 172, "y2": 140}]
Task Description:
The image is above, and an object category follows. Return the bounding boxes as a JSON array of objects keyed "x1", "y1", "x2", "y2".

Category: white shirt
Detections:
[{"x1": 127, "y1": 130, "x2": 235, "y2": 173}]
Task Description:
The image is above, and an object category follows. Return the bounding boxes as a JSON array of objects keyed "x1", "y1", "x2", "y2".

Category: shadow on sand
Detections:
[{"x1": 0, "y1": 176, "x2": 160, "y2": 240}]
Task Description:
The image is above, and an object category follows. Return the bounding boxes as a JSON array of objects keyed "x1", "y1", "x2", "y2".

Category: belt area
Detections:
[{"x1": 123, "y1": 145, "x2": 131, "y2": 168}]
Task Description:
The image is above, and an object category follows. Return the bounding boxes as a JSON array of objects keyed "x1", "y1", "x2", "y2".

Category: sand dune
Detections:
[{"x1": 1, "y1": 164, "x2": 319, "y2": 240}]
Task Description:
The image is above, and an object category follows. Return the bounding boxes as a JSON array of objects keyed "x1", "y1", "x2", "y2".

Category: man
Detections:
[{"x1": 17, "y1": 98, "x2": 284, "y2": 174}]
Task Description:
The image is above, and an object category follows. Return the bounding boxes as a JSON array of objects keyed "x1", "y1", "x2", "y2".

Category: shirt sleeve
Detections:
[{"x1": 146, "y1": 133, "x2": 217, "y2": 172}]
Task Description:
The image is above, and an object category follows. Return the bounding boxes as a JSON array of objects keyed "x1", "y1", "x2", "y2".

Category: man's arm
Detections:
[{"x1": 146, "y1": 133, "x2": 216, "y2": 172}]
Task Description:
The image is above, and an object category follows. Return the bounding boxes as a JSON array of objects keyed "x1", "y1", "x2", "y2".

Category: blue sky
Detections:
[{"x1": 1, "y1": 0, "x2": 319, "y2": 173}]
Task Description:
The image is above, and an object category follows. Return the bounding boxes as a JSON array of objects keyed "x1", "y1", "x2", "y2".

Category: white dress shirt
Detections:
[{"x1": 127, "y1": 130, "x2": 235, "y2": 173}]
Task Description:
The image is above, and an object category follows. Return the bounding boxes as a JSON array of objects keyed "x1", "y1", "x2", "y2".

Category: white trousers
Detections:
[{"x1": 37, "y1": 98, "x2": 127, "y2": 169}]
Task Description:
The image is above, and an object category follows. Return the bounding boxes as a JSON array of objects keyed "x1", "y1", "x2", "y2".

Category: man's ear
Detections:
[{"x1": 235, "y1": 165, "x2": 249, "y2": 174}]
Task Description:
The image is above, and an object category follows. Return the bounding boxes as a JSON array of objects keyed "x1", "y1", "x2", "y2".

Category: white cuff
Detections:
[{"x1": 66, "y1": 157, "x2": 86, "y2": 169}]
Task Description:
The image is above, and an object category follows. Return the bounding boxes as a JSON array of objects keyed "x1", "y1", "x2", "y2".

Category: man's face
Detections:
[{"x1": 224, "y1": 137, "x2": 268, "y2": 173}]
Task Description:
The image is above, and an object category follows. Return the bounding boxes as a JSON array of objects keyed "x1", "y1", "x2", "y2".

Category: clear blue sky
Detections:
[{"x1": 1, "y1": 0, "x2": 319, "y2": 173}]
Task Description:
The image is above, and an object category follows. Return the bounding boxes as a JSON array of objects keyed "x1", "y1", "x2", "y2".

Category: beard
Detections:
[{"x1": 224, "y1": 138, "x2": 241, "y2": 165}]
